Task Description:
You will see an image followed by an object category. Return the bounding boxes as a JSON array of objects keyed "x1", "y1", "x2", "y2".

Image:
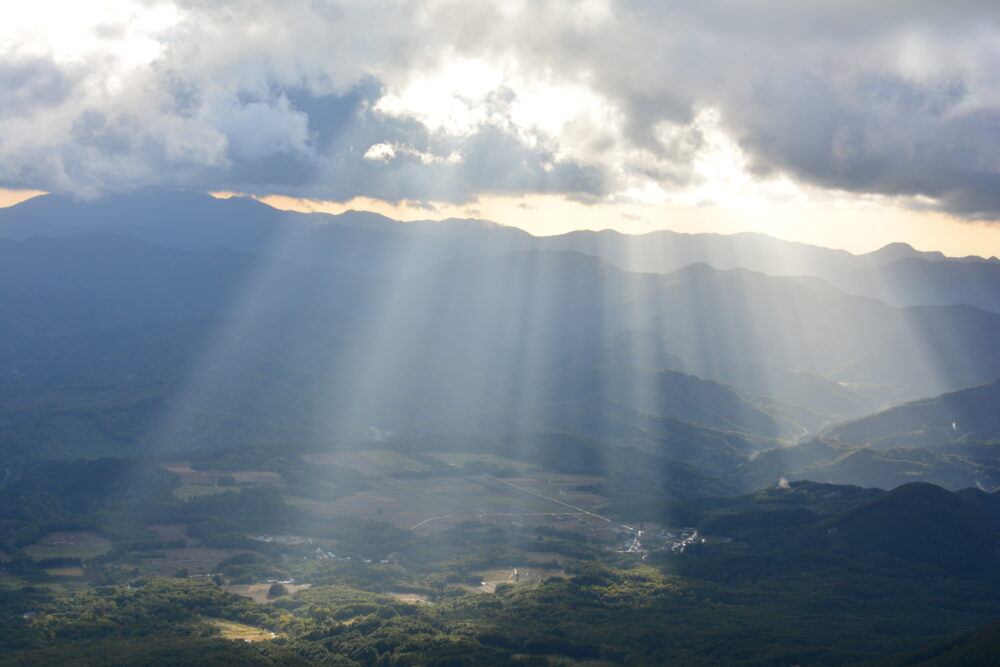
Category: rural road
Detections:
[{"x1": 480, "y1": 474, "x2": 634, "y2": 532}]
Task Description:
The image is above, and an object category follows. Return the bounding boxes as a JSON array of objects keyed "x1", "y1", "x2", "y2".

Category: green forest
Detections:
[{"x1": 3, "y1": 451, "x2": 1000, "y2": 666}]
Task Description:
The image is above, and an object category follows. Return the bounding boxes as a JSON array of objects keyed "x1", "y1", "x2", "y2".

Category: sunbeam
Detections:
[{"x1": 5, "y1": 2, "x2": 1000, "y2": 664}]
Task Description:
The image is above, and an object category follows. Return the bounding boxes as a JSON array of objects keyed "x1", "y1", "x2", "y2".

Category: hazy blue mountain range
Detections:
[
  {"x1": 689, "y1": 481, "x2": 1000, "y2": 574},
  {"x1": 5, "y1": 191, "x2": 1000, "y2": 666},
  {"x1": 3, "y1": 191, "x2": 1000, "y2": 497},
  {"x1": 741, "y1": 378, "x2": 1000, "y2": 492},
  {"x1": 3, "y1": 191, "x2": 1000, "y2": 313},
  {"x1": 821, "y1": 482, "x2": 1000, "y2": 573},
  {"x1": 887, "y1": 619, "x2": 1000, "y2": 666},
  {"x1": 824, "y1": 379, "x2": 1000, "y2": 448}
]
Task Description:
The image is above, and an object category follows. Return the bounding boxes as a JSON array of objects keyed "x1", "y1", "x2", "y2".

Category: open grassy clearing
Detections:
[
  {"x1": 424, "y1": 452, "x2": 537, "y2": 472},
  {"x1": 33, "y1": 580, "x2": 93, "y2": 594},
  {"x1": 225, "y1": 583, "x2": 312, "y2": 604},
  {"x1": 43, "y1": 566, "x2": 86, "y2": 577},
  {"x1": 24, "y1": 531, "x2": 111, "y2": 560},
  {"x1": 287, "y1": 475, "x2": 541, "y2": 530},
  {"x1": 146, "y1": 524, "x2": 194, "y2": 546},
  {"x1": 456, "y1": 566, "x2": 568, "y2": 594},
  {"x1": 287, "y1": 469, "x2": 616, "y2": 540},
  {"x1": 0, "y1": 572, "x2": 27, "y2": 589},
  {"x1": 162, "y1": 464, "x2": 212, "y2": 485},
  {"x1": 535, "y1": 656, "x2": 612, "y2": 666},
  {"x1": 173, "y1": 484, "x2": 231, "y2": 500},
  {"x1": 163, "y1": 464, "x2": 285, "y2": 500},
  {"x1": 207, "y1": 618, "x2": 276, "y2": 642},
  {"x1": 281, "y1": 495, "x2": 318, "y2": 506},
  {"x1": 521, "y1": 551, "x2": 573, "y2": 566},
  {"x1": 302, "y1": 449, "x2": 429, "y2": 475},
  {"x1": 138, "y1": 547, "x2": 252, "y2": 577},
  {"x1": 506, "y1": 474, "x2": 607, "y2": 511},
  {"x1": 230, "y1": 471, "x2": 284, "y2": 486},
  {"x1": 477, "y1": 494, "x2": 524, "y2": 505},
  {"x1": 386, "y1": 592, "x2": 431, "y2": 603}
]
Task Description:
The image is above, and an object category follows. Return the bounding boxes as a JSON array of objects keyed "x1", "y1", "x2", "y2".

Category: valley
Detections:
[
  {"x1": 6, "y1": 4, "x2": 1000, "y2": 663},
  {"x1": 2, "y1": 192, "x2": 1000, "y2": 665}
]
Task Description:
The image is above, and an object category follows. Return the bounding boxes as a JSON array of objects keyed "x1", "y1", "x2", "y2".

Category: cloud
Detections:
[
  {"x1": 0, "y1": 56, "x2": 75, "y2": 118},
  {"x1": 1, "y1": 1, "x2": 999, "y2": 218},
  {"x1": 363, "y1": 141, "x2": 462, "y2": 165},
  {"x1": 363, "y1": 142, "x2": 396, "y2": 161}
]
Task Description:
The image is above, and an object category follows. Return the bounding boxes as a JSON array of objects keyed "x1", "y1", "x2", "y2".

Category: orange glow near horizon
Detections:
[
  {"x1": 210, "y1": 191, "x2": 1000, "y2": 259},
  {"x1": 4, "y1": 187, "x2": 999, "y2": 259},
  {"x1": 0, "y1": 189, "x2": 46, "y2": 208}
]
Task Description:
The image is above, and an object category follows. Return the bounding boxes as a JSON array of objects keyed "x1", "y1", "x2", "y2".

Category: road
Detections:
[
  {"x1": 406, "y1": 474, "x2": 637, "y2": 535},
  {"x1": 410, "y1": 515, "x2": 453, "y2": 530},
  {"x1": 480, "y1": 474, "x2": 635, "y2": 532}
]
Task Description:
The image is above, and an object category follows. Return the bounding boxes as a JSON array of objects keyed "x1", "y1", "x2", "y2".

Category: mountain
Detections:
[
  {"x1": 821, "y1": 482, "x2": 1000, "y2": 573},
  {"x1": 536, "y1": 230, "x2": 1000, "y2": 313},
  {"x1": 886, "y1": 619, "x2": 1000, "y2": 666},
  {"x1": 0, "y1": 191, "x2": 535, "y2": 275},
  {"x1": 685, "y1": 479, "x2": 886, "y2": 535},
  {"x1": 4, "y1": 228, "x2": 1000, "y2": 467},
  {"x1": 731, "y1": 377, "x2": 1000, "y2": 490},
  {"x1": 736, "y1": 434, "x2": 1000, "y2": 493},
  {"x1": 690, "y1": 480, "x2": 1000, "y2": 574},
  {"x1": 539, "y1": 230, "x2": 962, "y2": 276},
  {"x1": 835, "y1": 255, "x2": 1000, "y2": 312},
  {"x1": 616, "y1": 264, "x2": 1000, "y2": 402},
  {"x1": 5, "y1": 193, "x2": 1000, "y2": 499},
  {"x1": 6, "y1": 193, "x2": 1000, "y2": 666},
  {"x1": 0, "y1": 237, "x2": 796, "y2": 478},
  {"x1": 4, "y1": 191, "x2": 1000, "y2": 313},
  {"x1": 0, "y1": 234, "x2": 334, "y2": 334},
  {"x1": 825, "y1": 380, "x2": 1000, "y2": 448}
]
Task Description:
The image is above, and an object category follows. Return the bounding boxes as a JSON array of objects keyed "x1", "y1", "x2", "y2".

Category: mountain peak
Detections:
[{"x1": 864, "y1": 241, "x2": 919, "y2": 262}]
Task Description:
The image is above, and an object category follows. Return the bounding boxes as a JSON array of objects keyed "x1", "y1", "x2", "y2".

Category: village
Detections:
[{"x1": 615, "y1": 526, "x2": 704, "y2": 557}]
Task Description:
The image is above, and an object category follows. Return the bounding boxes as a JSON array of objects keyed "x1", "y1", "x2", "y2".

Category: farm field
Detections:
[
  {"x1": 386, "y1": 592, "x2": 431, "y2": 603},
  {"x1": 173, "y1": 484, "x2": 230, "y2": 500},
  {"x1": 43, "y1": 566, "x2": 86, "y2": 577},
  {"x1": 162, "y1": 464, "x2": 213, "y2": 485},
  {"x1": 503, "y1": 474, "x2": 607, "y2": 511},
  {"x1": 423, "y1": 452, "x2": 537, "y2": 472},
  {"x1": 288, "y1": 474, "x2": 564, "y2": 531},
  {"x1": 284, "y1": 451, "x2": 619, "y2": 539},
  {"x1": 456, "y1": 566, "x2": 568, "y2": 594},
  {"x1": 302, "y1": 449, "x2": 431, "y2": 475},
  {"x1": 146, "y1": 524, "x2": 195, "y2": 546},
  {"x1": 521, "y1": 551, "x2": 573, "y2": 566},
  {"x1": 207, "y1": 618, "x2": 276, "y2": 642},
  {"x1": 136, "y1": 547, "x2": 253, "y2": 577},
  {"x1": 225, "y1": 583, "x2": 312, "y2": 603},
  {"x1": 230, "y1": 471, "x2": 284, "y2": 486},
  {"x1": 24, "y1": 532, "x2": 111, "y2": 560},
  {"x1": 162, "y1": 464, "x2": 285, "y2": 500}
]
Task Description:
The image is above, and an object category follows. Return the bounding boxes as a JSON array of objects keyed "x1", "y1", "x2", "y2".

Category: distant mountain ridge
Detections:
[
  {"x1": 822, "y1": 482, "x2": 1000, "y2": 573},
  {"x1": 3, "y1": 191, "x2": 1000, "y2": 313},
  {"x1": 4, "y1": 191, "x2": 1000, "y2": 496},
  {"x1": 824, "y1": 379, "x2": 1000, "y2": 448}
]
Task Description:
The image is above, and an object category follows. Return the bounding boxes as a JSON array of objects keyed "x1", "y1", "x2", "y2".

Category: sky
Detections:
[{"x1": 3, "y1": 0, "x2": 1000, "y2": 256}]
